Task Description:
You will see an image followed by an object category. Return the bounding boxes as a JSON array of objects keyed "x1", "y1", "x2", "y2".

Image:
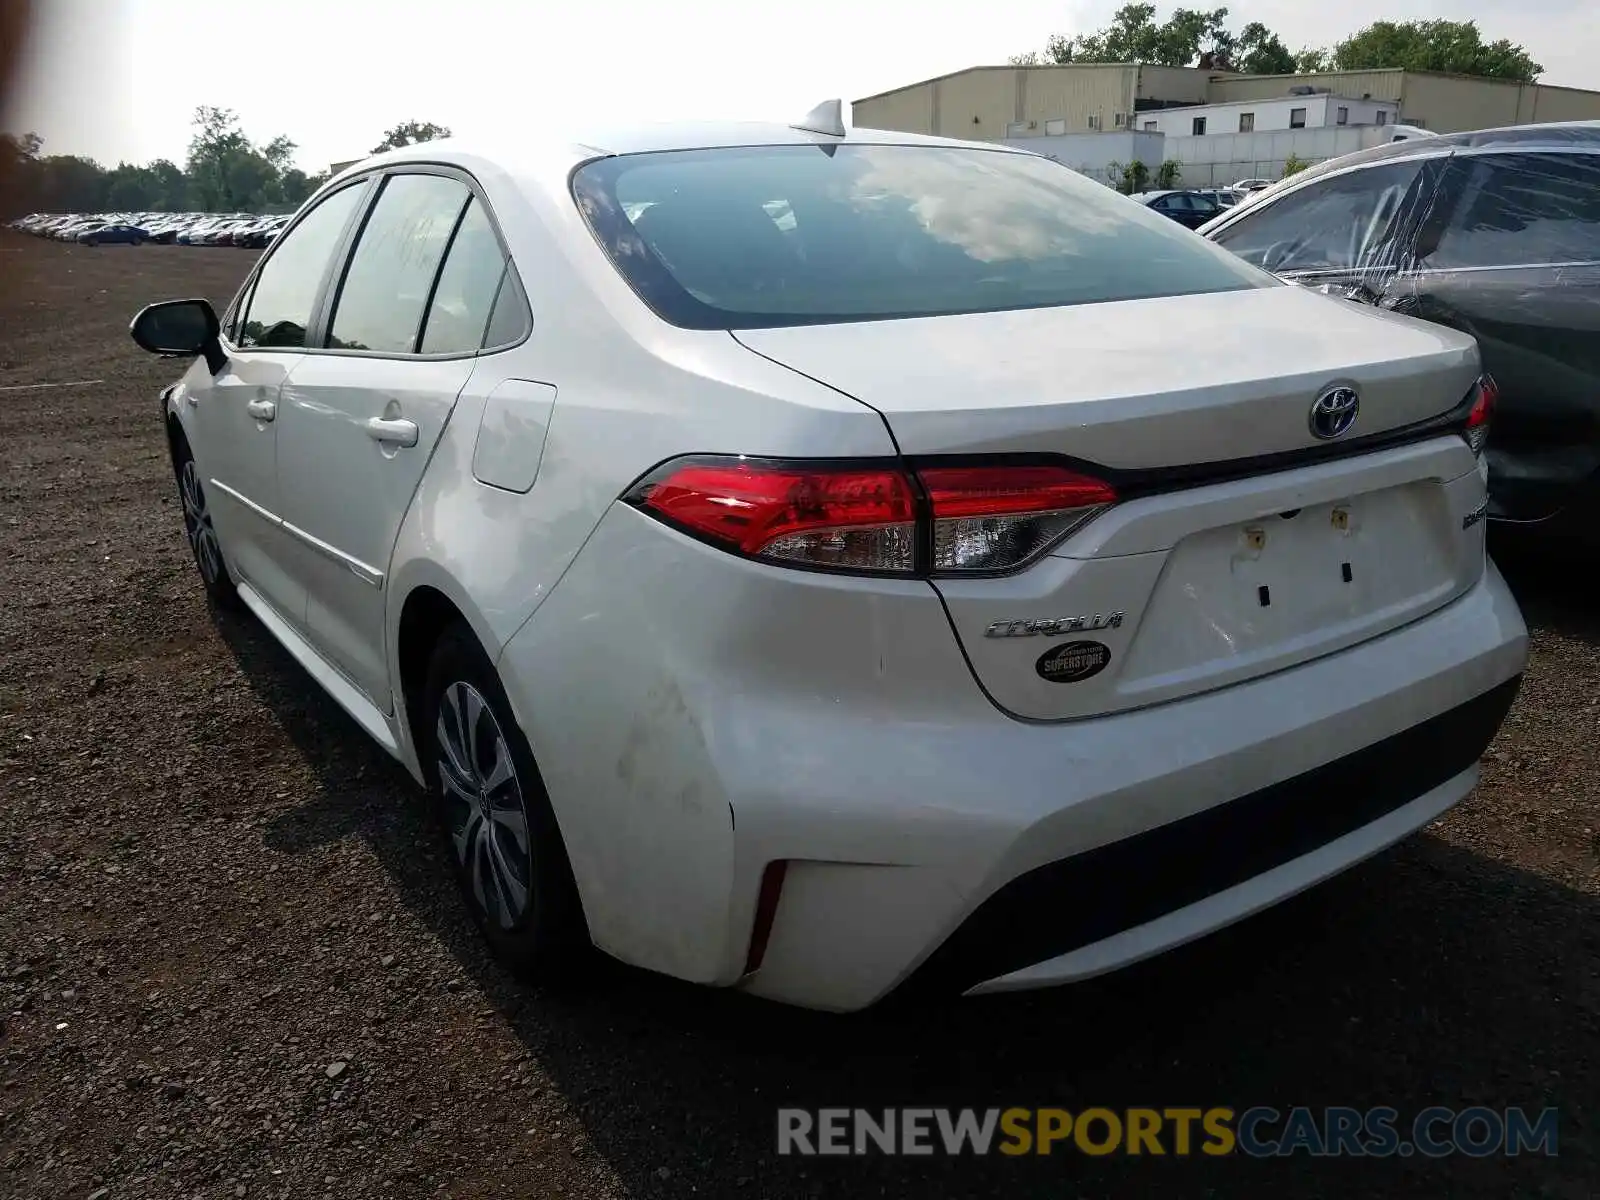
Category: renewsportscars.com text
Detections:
[{"x1": 777, "y1": 1106, "x2": 1558, "y2": 1158}]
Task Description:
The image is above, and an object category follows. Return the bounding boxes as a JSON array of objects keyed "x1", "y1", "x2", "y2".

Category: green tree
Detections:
[
  {"x1": 370, "y1": 120, "x2": 452, "y2": 154},
  {"x1": 35, "y1": 154, "x2": 109, "y2": 211},
  {"x1": 147, "y1": 159, "x2": 189, "y2": 209},
  {"x1": 2, "y1": 130, "x2": 42, "y2": 165},
  {"x1": 1065, "y1": 3, "x2": 1231, "y2": 66},
  {"x1": 1043, "y1": 33, "x2": 1076, "y2": 63},
  {"x1": 1281, "y1": 153, "x2": 1310, "y2": 178},
  {"x1": 1155, "y1": 159, "x2": 1182, "y2": 188},
  {"x1": 262, "y1": 134, "x2": 297, "y2": 174},
  {"x1": 1030, "y1": 6, "x2": 1293, "y2": 73},
  {"x1": 278, "y1": 168, "x2": 312, "y2": 207},
  {"x1": 2, "y1": 109, "x2": 439, "y2": 219},
  {"x1": 1331, "y1": 19, "x2": 1541, "y2": 81},
  {"x1": 1120, "y1": 159, "x2": 1151, "y2": 193},
  {"x1": 1234, "y1": 21, "x2": 1296, "y2": 74},
  {"x1": 1018, "y1": 11, "x2": 1537, "y2": 80},
  {"x1": 1294, "y1": 47, "x2": 1331, "y2": 73},
  {"x1": 185, "y1": 106, "x2": 251, "y2": 209},
  {"x1": 184, "y1": 106, "x2": 304, "y2": 211},
  {"x1": 106, "y1": 163, "x2": 158, "y2": 211}
]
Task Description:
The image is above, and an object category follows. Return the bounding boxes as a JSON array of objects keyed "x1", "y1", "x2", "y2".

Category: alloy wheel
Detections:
[
  {"x1": 436, "y1": 681, "x2": 534, "y2": 930},
  {"x1": 178, "y1": 459, "x2": 224, "y2": 585}
]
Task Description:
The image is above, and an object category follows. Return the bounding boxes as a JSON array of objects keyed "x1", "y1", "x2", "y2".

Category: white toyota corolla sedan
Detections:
[{"x1": 130, "y1": 106, "x2": 1528, "y2": 1011}]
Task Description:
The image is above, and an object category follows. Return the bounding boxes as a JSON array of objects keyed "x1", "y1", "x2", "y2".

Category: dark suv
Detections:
[{"x1": 1199, "y1": 123, "x2": 1600, "y2": 536}]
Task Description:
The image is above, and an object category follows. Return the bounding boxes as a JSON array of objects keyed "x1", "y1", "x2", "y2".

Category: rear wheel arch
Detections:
[
  {"x1": 395, "y1": 584, "x2": 511, "y2": 767},
  {"x1": 403, "y1": 598, "x2": 591, "y2": 971}
]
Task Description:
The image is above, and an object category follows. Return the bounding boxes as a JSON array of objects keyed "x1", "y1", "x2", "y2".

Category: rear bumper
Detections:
[
  {"x1": 911, "y1": 677, "x2": 1517, "y2": 998},
  {"x1": 736, "y1": 562, "x2": 1525, "y2": 1011},
  {"x1": 502, "y1": 500, "x2": 1527, "y2": 1012}
]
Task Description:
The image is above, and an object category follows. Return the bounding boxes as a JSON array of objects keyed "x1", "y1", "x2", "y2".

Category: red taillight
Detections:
[
  {"x1": 627, "y1": 457, "x2": 1118, "y2": 577},
  {"x1": 920, "y1": 465, "x2": 1117, "y2": 573},
  {"x1": 632, "y1": 459, "x2": 917, "y2": 573},
  {"x1": 1464, "y1": 374, "x2": 1497, "y2": 457}
]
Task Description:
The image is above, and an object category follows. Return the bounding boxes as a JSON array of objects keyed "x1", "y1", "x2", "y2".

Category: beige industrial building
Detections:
[{"x1": 853, "y1": 63, "x2": 1600, "y2": 141}]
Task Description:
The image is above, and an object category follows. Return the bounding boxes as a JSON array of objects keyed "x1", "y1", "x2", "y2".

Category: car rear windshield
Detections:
[{"x1": 571, "y1": 144, "x2": 1269, "y2": 329}]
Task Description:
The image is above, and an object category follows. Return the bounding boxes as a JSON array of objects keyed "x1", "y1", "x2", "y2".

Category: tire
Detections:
[
  {"x1": 133, "y1": 236, "x2": 144, "y2": 246},
  {"x1": 85, "y1": 236, "x2": 98, "y2": 247},
  {"x1": 424, "y1": 622, "x2": 586, "y2": 978},
  {"x1": 171, "y1": 431, "x2": 240, "y2": 609}
]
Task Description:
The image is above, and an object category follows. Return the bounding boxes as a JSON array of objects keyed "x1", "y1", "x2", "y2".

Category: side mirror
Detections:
[{"x1": 130, "y1": 299, "x2": 225, "y2": 373}]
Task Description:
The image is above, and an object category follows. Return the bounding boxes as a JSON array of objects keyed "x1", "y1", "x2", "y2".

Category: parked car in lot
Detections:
[
  {"x1": 78, "y1": 222, "x2": 150, "y2": 245},
  {"x1": 10, "y1": 209, "x2": 285, "y2": 247},
  {"x1": 1199, "y1": 121, "x2": 1600, "y2": 535},
  {"x1": 1194, "y1": 186, "x2": 1244, "y2": 209},
  {"x1": 179, "y1": 218, "x2": 236, "y2": 245},
  {"x1": 229, "y1": 216, "x2": 285, "y2": 247},
  {"x1": 129, "y1": 113, "x2": 1526, "y2": 1012},
  {"x1": 55, "y1": 218, "x2": 103, "y2": 241},
  {"x1": 1127, "y1": 188, "x2": 1226, "y2": 228}
]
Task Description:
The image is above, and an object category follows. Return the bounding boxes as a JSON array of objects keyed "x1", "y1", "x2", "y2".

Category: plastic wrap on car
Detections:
[{"x1": 1226, "y1": 143, "x2": 1600, "y2": 527}]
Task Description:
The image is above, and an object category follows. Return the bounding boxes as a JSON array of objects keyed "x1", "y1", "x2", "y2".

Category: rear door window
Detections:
[
  {"x1": 327, "y1": 173, "x2": 471, "y2": 353},
  {"x1": 1426, "y1": 152, "x2": 1600, "y2": 269},
  {"x1": 1210, "y1": 159, "x2": 1431, "y2": 274},
  {"x1": 418, "y1": 197, "x2": 517, "y2": 354}
]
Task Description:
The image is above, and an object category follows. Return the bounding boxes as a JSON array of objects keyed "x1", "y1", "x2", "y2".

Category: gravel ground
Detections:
[{"x1": 0, "y1": 230, "x2": 1596, "y2": 1200}]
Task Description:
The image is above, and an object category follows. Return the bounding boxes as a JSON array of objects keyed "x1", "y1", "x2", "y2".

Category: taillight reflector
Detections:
[{"x1": 743, "y1": 860, "x2": 788, "y2": 975}]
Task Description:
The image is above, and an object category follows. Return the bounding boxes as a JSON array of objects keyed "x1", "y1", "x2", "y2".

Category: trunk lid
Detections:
[
  {"x1": 733, "y1": 286, "x2": 1480, "y2": 465},
  {"x1": 736, "y1": 287, "x2": 1489, "y2": 721}
]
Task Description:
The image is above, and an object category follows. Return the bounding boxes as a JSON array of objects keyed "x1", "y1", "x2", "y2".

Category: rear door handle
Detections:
[
  {"x1": 245, "y1": 398, "x2": 276, "y2": 421},
  {"x1": 364, "y1": 416, "x2": 419, "y2": 448}
]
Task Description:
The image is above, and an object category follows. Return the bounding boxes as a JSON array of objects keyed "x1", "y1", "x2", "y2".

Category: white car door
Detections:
[
  {"x1": 274, "y1": 172, "x2": 517, "y2": 708},
  {"x1": 190, "y1": 180, "x2": 372, "y2": 627}
]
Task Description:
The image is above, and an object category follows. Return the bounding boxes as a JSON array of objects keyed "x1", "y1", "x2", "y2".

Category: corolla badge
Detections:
[
  {"x1": 1309, "y1": 386, "x2": 1360, "y2": 440},
  {"x1": 984, "y1": 613, "x2": 1125, "y2": 639}
]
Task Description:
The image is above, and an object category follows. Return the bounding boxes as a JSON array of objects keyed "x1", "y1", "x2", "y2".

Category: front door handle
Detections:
[
  {"x1": 364, "y1": 416, "x2": 419, "y2": 448},
  {"x1": 245, "y1": 398, "x2": 276, "y2": 421}
]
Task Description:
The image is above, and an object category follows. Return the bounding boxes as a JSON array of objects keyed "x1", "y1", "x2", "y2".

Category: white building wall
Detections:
[
  {"x1": 1006, "y1": 125, "x2": 1408, "y2": 188},
  {"x1": 1005, "y1": 132, "x2": 1167, "y2": 186},
  {"x1": 1163, "y1": 126, "x2": 1405, "y2": 187},
  {"x1": 1138, "y1": 96, "x2": 1394, "y2": 137}
]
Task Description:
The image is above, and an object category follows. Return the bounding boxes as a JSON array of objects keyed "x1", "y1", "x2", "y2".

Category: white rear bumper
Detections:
[{"x1": 500, "y1": 501, "x2": 1526, "y2": 1013}]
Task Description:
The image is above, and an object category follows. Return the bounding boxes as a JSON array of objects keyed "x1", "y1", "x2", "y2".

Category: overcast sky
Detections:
[{"x1": 3, "y1": 0, "x2": 1593, "y2": 172}]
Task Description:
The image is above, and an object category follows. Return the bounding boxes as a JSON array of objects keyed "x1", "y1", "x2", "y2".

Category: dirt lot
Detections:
[{"x1": 1, "y1": 229, "x2": 1597, "y2": 1200}]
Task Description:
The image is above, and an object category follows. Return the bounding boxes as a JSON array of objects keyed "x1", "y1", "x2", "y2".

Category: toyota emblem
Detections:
[{"x1": 1309, "y1": 386, "x2": 1360, "y2": 440}]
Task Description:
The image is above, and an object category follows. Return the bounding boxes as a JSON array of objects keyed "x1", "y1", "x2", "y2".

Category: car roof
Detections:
[{"x1": 1274, "y1": 119, "x2": 1600, "y2": 191}]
